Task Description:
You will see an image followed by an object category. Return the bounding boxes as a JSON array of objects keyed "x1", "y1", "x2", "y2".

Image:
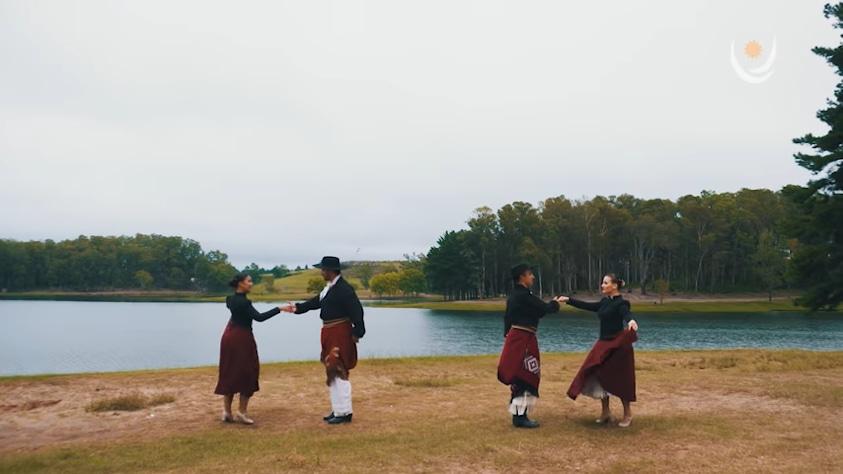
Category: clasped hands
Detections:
[{"x1": 277, "y1": 302, "x2": 360, "y2": 342}]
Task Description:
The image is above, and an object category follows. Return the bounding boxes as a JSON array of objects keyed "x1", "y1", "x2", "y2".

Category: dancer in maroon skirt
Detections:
[
  {"x1": 559, "y1": 273, "x2": 639, "y2": 427},
  {"x1": 215, "y1": 273, "x2": 290, "y2": 425},
  {"x1": 497, "y1": 263, "x2": 566, "y2": 428}
]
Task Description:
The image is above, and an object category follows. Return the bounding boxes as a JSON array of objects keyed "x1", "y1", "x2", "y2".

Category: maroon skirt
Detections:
[
  {"x1": 567, "y1": 329, "x2": 637, "y2": 402},
  {"x1": 497, "y1": 327, "x2": 541, "y2": 396},
  {"x1": 214, "y1": 321, "x2": 260, "y2": 396}
]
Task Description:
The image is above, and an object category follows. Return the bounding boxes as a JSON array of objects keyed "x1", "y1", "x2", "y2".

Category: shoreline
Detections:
[
  {"x1": 0, "y1": 292, "x2": 829, "y2": 313},
  {"x1": 372, "y1": 297, "x2": 825, "y2": 313}
]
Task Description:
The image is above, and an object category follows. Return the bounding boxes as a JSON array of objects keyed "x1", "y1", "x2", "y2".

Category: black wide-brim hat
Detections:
[{"x1": 314, "y1": 256, "x2": 344, "y2": 271}]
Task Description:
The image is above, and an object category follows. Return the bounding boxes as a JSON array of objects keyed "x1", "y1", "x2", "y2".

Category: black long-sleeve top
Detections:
[
  {"x1": 503, "y1": 284, "x2": 560, "y2": 336},
  {"x1": 226, "y1": 292, "x2": 280, "y2": 330},
  {"x1": 294, "y1": 276, "x2": 366, "y2": 339},
  {"x1": 566, "y1": 295, "x2": 633, "y2": 340}
]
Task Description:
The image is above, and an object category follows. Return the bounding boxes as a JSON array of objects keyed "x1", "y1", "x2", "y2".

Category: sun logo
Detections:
[
  {"x1": 744, "y1": 40, "x2": 763, "y2": 59},
  {"x1": 730, "y1": 37, "x2": 776, "y2": 84}
]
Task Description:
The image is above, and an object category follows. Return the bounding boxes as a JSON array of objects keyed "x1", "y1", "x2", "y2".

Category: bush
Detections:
[
  {"x1": 307, "y1": 277, "x2": 325, "y2": 293},
  {"x1": 370, "y1": 272, "x2": 401, "y2": 297},
  {"x1": 398, "y1": 268, "x2": 426, "y2": 295},
  {"x1": 134, "y1": 270, "x2": 154, "y2": 289}
]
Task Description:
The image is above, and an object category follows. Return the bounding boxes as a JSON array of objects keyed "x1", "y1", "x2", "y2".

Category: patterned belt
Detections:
[
  {"x1": 322, "y1": 318, "x2": 351, "y2": 328},
  {"x1": 511, "y1": 324, "x2": 537, "y2": 334}
]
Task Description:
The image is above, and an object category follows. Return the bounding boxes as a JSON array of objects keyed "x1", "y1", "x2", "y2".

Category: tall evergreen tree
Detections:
[{"x1": 785, "y1": 2, "x2": 843, "y2": 309}]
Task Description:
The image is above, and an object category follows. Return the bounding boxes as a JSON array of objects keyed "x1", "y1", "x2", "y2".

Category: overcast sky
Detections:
[{"x1": 0, "y1": 0, "x2": 837, "y2": 267}]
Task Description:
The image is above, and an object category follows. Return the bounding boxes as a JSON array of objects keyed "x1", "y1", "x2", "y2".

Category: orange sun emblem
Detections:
[{"x1": 744, "y1": 40, "x2": 763, "y2": 59}]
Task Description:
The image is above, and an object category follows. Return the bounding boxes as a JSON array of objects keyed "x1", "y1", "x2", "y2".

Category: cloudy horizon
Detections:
[{"x1": 0, "y1": 0, "x2": 837, "y2": 268}]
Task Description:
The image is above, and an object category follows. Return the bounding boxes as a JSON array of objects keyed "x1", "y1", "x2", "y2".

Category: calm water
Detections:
[{"x1": 0, "y1": 300, "x2": 841, "y2": 376}]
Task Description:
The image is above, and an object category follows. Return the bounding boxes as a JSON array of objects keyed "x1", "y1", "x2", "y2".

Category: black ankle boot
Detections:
[
  {"x1": 512, "y1": 414, "x2": 539, "y2": 428},
  {"x1": 326, "y1": 413, "x2": 353, "y2": 424}
]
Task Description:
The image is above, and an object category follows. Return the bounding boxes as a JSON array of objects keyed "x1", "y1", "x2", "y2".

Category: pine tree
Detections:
[{"x1": 785, "y1": 3, "x2": 843, "y2": 309}]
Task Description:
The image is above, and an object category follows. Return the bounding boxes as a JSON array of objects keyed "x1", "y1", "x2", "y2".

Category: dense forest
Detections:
[
  {"x1": 0, "y1": 234, "x2": 286, "y2": 293},
  {"x1": 423, "y1": 189, "x2": 792, "y2": 300}
]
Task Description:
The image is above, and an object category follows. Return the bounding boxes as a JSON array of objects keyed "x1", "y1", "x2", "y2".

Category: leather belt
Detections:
[
  {"x1": 322, "y1": 318, "x2": 351, "y2": 328},
  {"x1": 511, "y1": 324, "x2": 537, "y2": 334}
]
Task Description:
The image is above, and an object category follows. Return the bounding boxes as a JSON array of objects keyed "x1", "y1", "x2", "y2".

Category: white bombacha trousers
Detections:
[
  {"x1": 328, "y1": 378, "x2": 353, "y2": 416},
  {"x1": 508, "y1": 393, "x2": 537, "y2": 416}
]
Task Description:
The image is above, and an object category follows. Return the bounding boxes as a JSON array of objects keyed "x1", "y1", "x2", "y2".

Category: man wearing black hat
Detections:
[
  {"x1": 497, "y1": 263, "x2": 566, "y2": 428},
  {"x1": 283, "y1": 256, "x2": 365, "y2": 424}
]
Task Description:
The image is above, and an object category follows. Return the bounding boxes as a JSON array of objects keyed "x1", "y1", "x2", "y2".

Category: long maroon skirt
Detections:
[
  {"x1": 567, "y1": 329, "x2": 637, "y2": 402},
  {"x1": 497, "y1": 327, "x2": 541, "y2": 396},
  {"x1": 214, "y1": 321, "x2": 260, "y2": 396}
]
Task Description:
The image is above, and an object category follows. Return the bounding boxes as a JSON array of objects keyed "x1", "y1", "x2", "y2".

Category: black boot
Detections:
[
  {"x1": 512, "y1": 413, "x2": 539, "y2": 428},
  {"x1": 326, "y1": 413, "x2": 353, "y2": 424},
  {"x1": 323, "y1": 412, "x2": 335, "y2": 421}
]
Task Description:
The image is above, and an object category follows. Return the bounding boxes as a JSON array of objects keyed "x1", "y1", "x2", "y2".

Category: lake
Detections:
[{"x1": 1, "y1": 300, "x2": 841, "y2": 376}]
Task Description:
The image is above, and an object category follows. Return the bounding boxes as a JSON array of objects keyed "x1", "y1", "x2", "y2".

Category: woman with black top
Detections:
[
  {"x1": 559, "y1": 273, "x2": 639, "y2": 427},
  {"x1": 214, "y1": 273, "x2": 291, "y2": 424}
]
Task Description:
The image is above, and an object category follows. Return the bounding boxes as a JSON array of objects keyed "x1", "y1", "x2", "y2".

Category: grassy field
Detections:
[
  {"x1": 250, "y1": 269, "x2": 371, "y2": 301},
  {"x1": 1, "y1": 350, "x2": 842, "y2": 473}
]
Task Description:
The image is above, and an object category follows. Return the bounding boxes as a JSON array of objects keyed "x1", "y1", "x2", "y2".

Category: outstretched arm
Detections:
[
  {"x1": 293, "y1": 294, "x2": 322, "y2": 314},
  {"x1": 524, "y1": 293, "x2": 560, "y2": 315},
  {"x1": 565, "y1": 297, "x2": 601, "y2": 312},
  {"x1": 249, "y1": 301, "x2": 283, "y2": 322}
]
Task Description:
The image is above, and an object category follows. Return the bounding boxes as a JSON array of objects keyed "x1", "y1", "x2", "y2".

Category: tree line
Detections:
[
  {"x1": 423, "y1": 189, "x2": 793, "y2": 301},
  {"x1": 0, "y1": 234, "x2": 285, "y2": 293}
]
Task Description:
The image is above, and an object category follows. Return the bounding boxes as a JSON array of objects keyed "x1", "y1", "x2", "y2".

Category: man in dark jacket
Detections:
[{"x1": 285, "y1": 256, "x2": 364, "y2": 424}]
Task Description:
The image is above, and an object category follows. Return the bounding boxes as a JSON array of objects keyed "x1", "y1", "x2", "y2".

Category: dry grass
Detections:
[
  {"x1": 85, "y1": 392, "x2": 175, "y2": 413},
  {"x1": 1, "y1": 350, "x2": 842, "y2": 473},
  {"x1": 392, "y1": 376, "x2": 462, "y2": 388}
]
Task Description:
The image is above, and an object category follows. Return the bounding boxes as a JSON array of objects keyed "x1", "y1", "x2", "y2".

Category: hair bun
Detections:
[{"x1": 618, "y1": 279, "x2": 626, "y2": 289}]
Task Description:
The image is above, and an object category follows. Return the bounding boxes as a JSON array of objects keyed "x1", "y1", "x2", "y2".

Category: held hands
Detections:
[
  {"x1": 554, "y1": 296, "x2": 569, "y2": 304},
  {"x1": 628, "y1": 319, "x2": 638, "y2": 331},
  {"x1": 279, "y1": 302, "x2": 297, "y2": 313}
]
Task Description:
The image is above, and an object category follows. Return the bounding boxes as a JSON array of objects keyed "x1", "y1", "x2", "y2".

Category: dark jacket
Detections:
[
  {"x1": 503, "y1": 284, "x2": 560, "y2": 336},
  {"x1": 226, "y1": 292, "x2": 280, "y2": 330},
  {"x1": 295, "y1": 276, "x2": 366, "y2": 338},
  {"x1": 566, "y1": 295, "x2": 632, "y2": 340}
]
